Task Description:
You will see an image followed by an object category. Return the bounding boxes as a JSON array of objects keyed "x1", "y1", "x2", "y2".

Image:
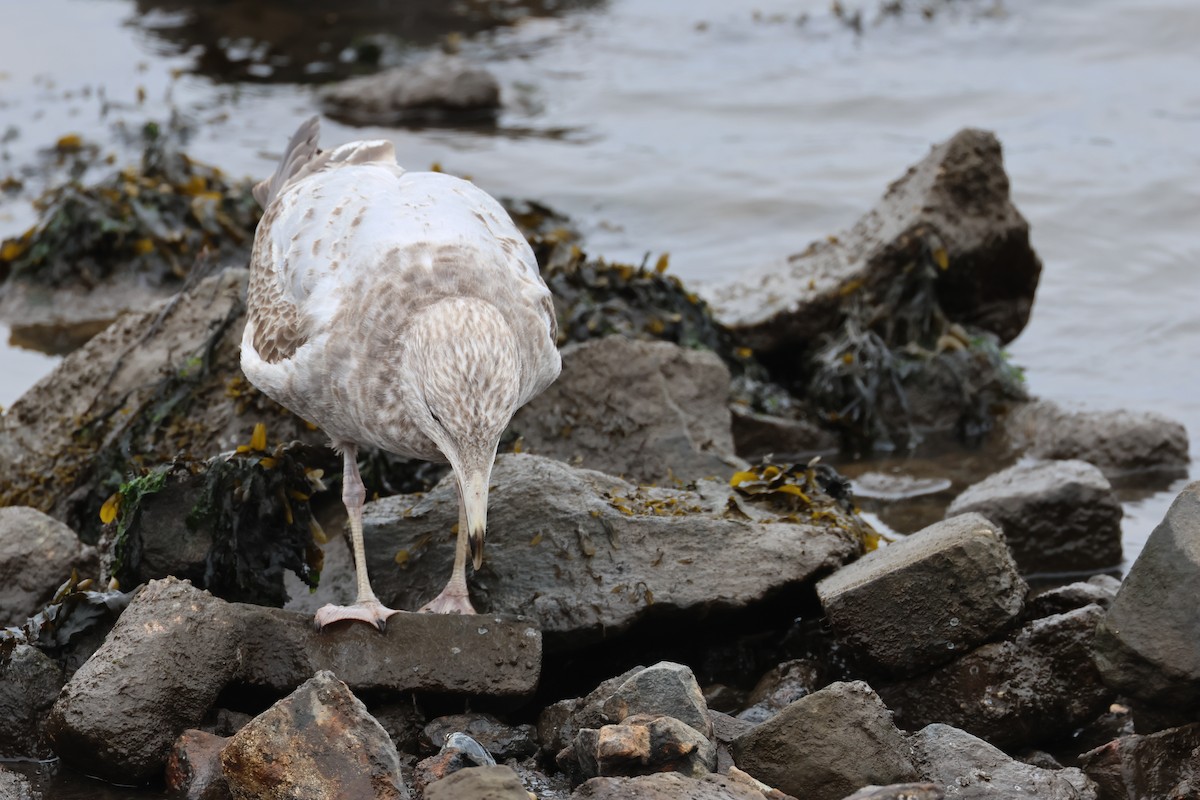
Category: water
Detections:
[{"x1": 2, "y1": 0, "x2": 1198, "y2": 559}]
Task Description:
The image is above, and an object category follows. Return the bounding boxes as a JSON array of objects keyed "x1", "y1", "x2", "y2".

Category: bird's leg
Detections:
[
  {"x1": 315, "y1": 446, "x2": 401, "y2": 631},
  {"x1": 418, "y1": 486, "x2": 476, "y2": 614}
]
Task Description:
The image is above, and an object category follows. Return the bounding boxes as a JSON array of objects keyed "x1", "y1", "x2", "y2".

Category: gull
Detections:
[{"x1": 241, "y1": 117, "x2": 561, "y2": 628}]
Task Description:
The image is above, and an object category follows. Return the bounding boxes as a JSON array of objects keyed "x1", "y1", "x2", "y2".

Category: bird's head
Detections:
[{"x1": 406, "y1": 297, "x2": 521, "y2": 570}]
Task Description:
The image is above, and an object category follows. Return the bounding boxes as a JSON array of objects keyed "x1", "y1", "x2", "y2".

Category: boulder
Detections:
[
  {"x1": 876, "y1": 605, "x2": 1113, "y2": 750},
  {"x1": 910, "y1": 724, "x2": 1096, "y2": 799},
  {"x1": 422, "y1": 714, "x2": 538, "y2": 762},
  {"x1": 705, "y1": 128, "x2": 1041, "y2": 352},
  {"x1": 364, "y1": 454, "x2": 863, "y2": 648},
  {"x1": 167, "y1": 729, "x2": 233, "y2": 800},
  {"x1": 816, "y1": 513, "x2": 1026, "y2": 677},
  {"x1": 602, "y1": 661, "x2": 713, "y2": 739},
  {"x1": 0, "y1": 506, "x2": 96, "y2": 626},
  {"x1": 1003, "y1": 400, "x2": 1189, "y2": 479},
  {"x1": 512, "y1": 336, "x2": 741, "y2": 484},
  {"x1": 737, "y1": 658, "x2": 822, "y2": 724},
  {"x1": 730, "y1": 681, "x2": 917, "y2": 800},
  {"x1": 424, "y1": 766, "x2": 528, "y2": 800},
  {"x1": 573, "y1": 772, "x2": 766, "y2": 800},
  {"x1": 945, "y1": 460, "x2": 1123, "y2": 573},
  {"x1": 220, "y1": 671, "x2": 408, "y2": 800},
  {"x1": 320, "y1": 54, "x2": 500, "y2": 126},
  {"x1": 1093, "y1": 481, "x2": 1200, "y2": 708},
  {"x1": 47, "y1": 578, "x2": 240, "y2": 784},
  {"x1": 563, "y1": 714, "x2": 716, "y2": 782},
  {"x1": 0, "y1": 643, "x2": 64, "y2": 759},
  {"x1": 1080, "y1": 722, "x2": 1200, "y2": 800}
]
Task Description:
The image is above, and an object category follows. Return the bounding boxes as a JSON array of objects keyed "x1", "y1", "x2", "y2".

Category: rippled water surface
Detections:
[{"x1": 2, "y1": 0, "x2": 1198, "y2": 556}]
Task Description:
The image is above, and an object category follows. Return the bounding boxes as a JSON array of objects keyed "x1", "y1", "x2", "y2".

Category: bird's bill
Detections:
[{"x1": 460, "y1": 469, "x2": 490, "y2": 571}]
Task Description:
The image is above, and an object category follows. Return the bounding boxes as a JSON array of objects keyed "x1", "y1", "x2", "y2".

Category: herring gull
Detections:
[{"x1": 241, "y1": 117, "x2": 561, "y2": 628}]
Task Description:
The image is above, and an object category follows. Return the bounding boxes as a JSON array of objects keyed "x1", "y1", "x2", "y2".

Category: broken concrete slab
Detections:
[
  {"x1": 512, "y1": 336, "x2": 742, "y2": 484},
  {"x1": 945, "y1": 459, "x2": 1123, "y2": 573},
  {"x1": 364, "y1": 454, "x2": 864, "y2": 649},
  {"x1": 816, "y1": 513, "x2": 1026, "y2": 677}
]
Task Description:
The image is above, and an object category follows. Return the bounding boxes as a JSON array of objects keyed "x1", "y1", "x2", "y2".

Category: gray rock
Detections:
[
  {"x1": 1080, "y1": 722, "x2": 1200, "y2": 800},
  {"x1": 565, "y1": 714, "x2": 716, "y2": 782},
  {"x1": 573, "y1": 772, "x2": 765, "y2": 800},
  {"x1": 220, "y1": 671, "x2": 408, "y2": 800},
  {"x1": 424, "y1": 765, "x2": 528, "y2": 800},
  {"x1": 0, "y1": 766, "x2": 37, "y2": 800},
  {"x1": 365, "y1": 454, "x2": 861, "y2": 648},
  {"x1": 602, "y1": 661, "x2": 713, "y2": 739},
  {"x1": 731, "y1": 681, "x2": 917, "y2": 800},
  {"x1": 512, "y1": 337, "x2": 741, "y2": 484},
  {"x1": 1093, "y1": 481, "x2": 1200, "y2": 708},
  {"x1": 538, "y1": 667, "x2": 644, "y2": 758},
  {"x1": 0, "y1": 507, "x2": 95, "y2": 626},
  {"x1": 1004, "y1": 399, "x2": 1189, "y2": 478},
  {"x1": 0, "y1": 644, "x2": 64, "y2": 759},
  {"x1": 737, "y1": 659, "x2": 822, "y2": 723},
  {"x1": 47, "y1": 578, "x2": 240, "y2": 784},
  {"x1": 422, "y1": 714, "x2": 538, "y2": 761},
  {"x1": 816, "y1": 514, "x2": 1026, "y2": 677},
  {"x1": 320, "y1": 55, "x2": 500, "y2": 126},
  {"x1": 730, "y1": 405, "x2": 838, "y2": 460},
  {"x1": 1024, "y1": 575, "x2": 1120, "y2": 621},
  {"x1": 877, "y1": 605, "x2": 1113, "y2": 750},
  {"x1": 705, "y1": 129, "x2": 1040, "y2": 352},
  {"x1": 839, "y1": 785, "x2": 944, "y2": 800},
  {"x1": 710, "y1": 711, "x2": 755, "y2": 774},
  {"x1": 166, "y1": 729, "x2": 233, "y2": 800},
  {"x1": 945, "y1": 459, "x2": 1123, "y2": 573},
  {"x1": 910, "y1": 723, "x2": 1096, "y2": 799}
]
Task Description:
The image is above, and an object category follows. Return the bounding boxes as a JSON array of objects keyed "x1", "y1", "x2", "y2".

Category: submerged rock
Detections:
[
  {"x1": 319, "y1": 55, "x2": 501, "y2": 126},
  {"x1": 945, "y1": 459, "x2": 1123, "y2": 574},
  {"x1": 220, "y1": 671, "x2": 408, "y2": 800},
  {"x1": 0, "y1": 506, "x2": 96, "y2": 626},
  {"x1": 816, "y1": 513, "x2": 1026, "y2": 677},
  {"x1": 512, "y1": 336, "x2": 742, "y2": 484},
  {"x1": 730, "y1": 681, "x2": 917, "y2": 800},
  {"x1": 364, "y1": 454, "x2": 865, "y2": 648},
  {"x1": 1093, "y1": 481, "x2": 1200, "y2": 710}
]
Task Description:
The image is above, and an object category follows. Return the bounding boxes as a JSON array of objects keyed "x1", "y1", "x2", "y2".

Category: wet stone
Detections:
[
  {"x1": 1093, "y1": 481, "x2": 1200, "y2": 709},
  {"x1": 737, "y1": 658, "x2": 822, "y2": 724},
  {"x1": 731, "y1": 681, "x2": 917, "y2": 800},
  {"x1": 0, "y1": 643, "x2": 65, "y2": 760},
  {"x1": 602, "y1": 661, "x2": 713, "y2": 739},
  {"x1": 909, "y1": 724, "x2": 1096, "y2": 799},
  {"x1": 1079, "y1": 722, "x2": 1200, "y2": 800},
  {"x1": 572, "y1": 772, "x2": 766, "y2": 800},
  {"x1": 729, "y1": 405, "x2": 839, "y2": 460},
  {"x1": 876, "y1": 605, "x2": 1113, "y2": 750},
  {"x1": 838, "y1": 784, "x2": 944, "y2": 800},
  {"x1": 166, "y1": 729, "x2": 233, "y2": 800},
  {"x1": 945, "y1": 459, "x2": 1123, "y2": 573},
  {"x1": 816, "y1": 513, "x2": 1027, "y2": 677},
  {"x1": 424, "y1": 765, "x2": 529, "y2": 800},
  {"x1": 220, "y1": 671, "x2": 408, "y2": 800},
  {"x1": 319, "y1": 54, "x2": 501, "y2": 126},
  {"x1": 422, "y1": 713, "x2": 539, "y2": 761},
  {"x1": 1024, "y1": 575, "x2": 1120, "y2": 621},
  {"x1": 564, "y1": 714, "x2": 716, "y2": 783},
  {"x1": 0, "y1": 506, "x2": 95, "y2": 626},
  {"x1": 0, "y1": 766, "x2": 36, "y2": 800}
]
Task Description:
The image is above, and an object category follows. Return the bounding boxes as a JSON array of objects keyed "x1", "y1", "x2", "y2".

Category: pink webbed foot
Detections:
[
  {"x1": 418, "y1": 587, "x2": 476, "y2": 615},
  {"x1": 314, "y1": 599, "x2": 402, "y2": 631}
]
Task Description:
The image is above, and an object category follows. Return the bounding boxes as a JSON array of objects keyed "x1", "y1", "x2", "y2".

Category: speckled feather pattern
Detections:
[{"x1": 242, "y1": 118, "x2": 560, "y2": 462}]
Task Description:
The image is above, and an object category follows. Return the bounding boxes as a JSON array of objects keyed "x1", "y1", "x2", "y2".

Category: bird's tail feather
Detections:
[{"x1": 252, "y1": 116, "x2": 322, "y2": 209}]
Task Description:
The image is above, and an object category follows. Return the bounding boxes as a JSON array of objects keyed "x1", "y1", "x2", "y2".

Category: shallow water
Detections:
[{"x1": 2, "y1": 0, "x2": 1198, "y2": 567}]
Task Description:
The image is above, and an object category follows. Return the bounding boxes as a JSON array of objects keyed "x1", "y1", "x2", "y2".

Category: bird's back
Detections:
[{"x1": 242, "y1": 119, "x2": 560, "y2": 458}]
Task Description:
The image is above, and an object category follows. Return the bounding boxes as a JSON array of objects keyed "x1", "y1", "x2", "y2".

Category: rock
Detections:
[
  {"x1": 0, "y1": 766, "x2": 36, "y2": 800},
  {"x1": 220, "y1": 671, "x2": 408, "y2": 800},
  {"x1": 1093, "y1": 481, "x2": 1200, "y2": 708},
  {"x1": 422, "y1": 714, "x2": 538, "y2": 761},
  {"x1": 0, "y1": 644, "x2": 64, "y2": 759},
  {"x1": 424, "y1": 765, "x2": 529, "y2": 800},
  {"x1": 1024, "y1": 575, "x2": 1120, "y2": 621},
  {"x1": 1003, "y1": 400, "x2": 1189, "y2": 479},
  {"x1": 371, "y1": 702, "x2": 425, "y2": 755},
  {"x1": 703, "y1": 684, "x2": 748, "y2": 715},
  {"x1": 838, "y1": 785, "x2": 943, "y2": 800},
  {"x1": 47, "y1": 577, "x2": 240, "y2": 784},
  {"x1": 1080, "y1": 722, "x2": 1200, "y2": 800},
  {"x1": 876, "y1": 605, "x2": 1113, "y2": 750},
  {"x1": 573, "y1": 772, "x2": 765, "y2": 800},
  {"x1": 412, "y1": 733, "x2": 498, "y2": 795},
  {"x1": 319, "y1": 54, "x2": 500, "y2": 126},
  {"x1": 538, "y1": 667, "x2": 644, "y2": 758},
  {"x1": 233, "y1": 604, "x2": 541, "y2": 697},
  {"x1": 945, "y1": 460, "x2": 1123, "y2": 573},
  {"x1": 706, "y1": 128, "x2": 1041, "y2": 351},
  {"x1": 365, "y1": 454, "x2": 862, "y2": 648},
  {"x1": 816, "y1": 513, "x2": 1026, "y2": 677},
  {"x1": 167, "y1": 730, "x2": 233, "y2": 800},
  {"x1": 568, "y1": 714, "x2": 716, "y2": 781},
  {"x1": 602, "y1": 661, "x2": 713, "y2": 739},
  {"x1": 729, "y1": 405, "x2": 839, "y2": 460},
  {"x1": 730, "y1": 681, "x2": 917, "y2": 800},
  {"x1": 0, "y1": 507, "x2": 96, "y2": 626},
  {"x1": 737, "y1": 659, "x2": 822, "y2": 723},
  {"x1": 910, "y1": 723, "x2": 1096, "y2": 799},
  {"x1": 512, "y1": 337, "x2": 741, "y2": 484}
]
